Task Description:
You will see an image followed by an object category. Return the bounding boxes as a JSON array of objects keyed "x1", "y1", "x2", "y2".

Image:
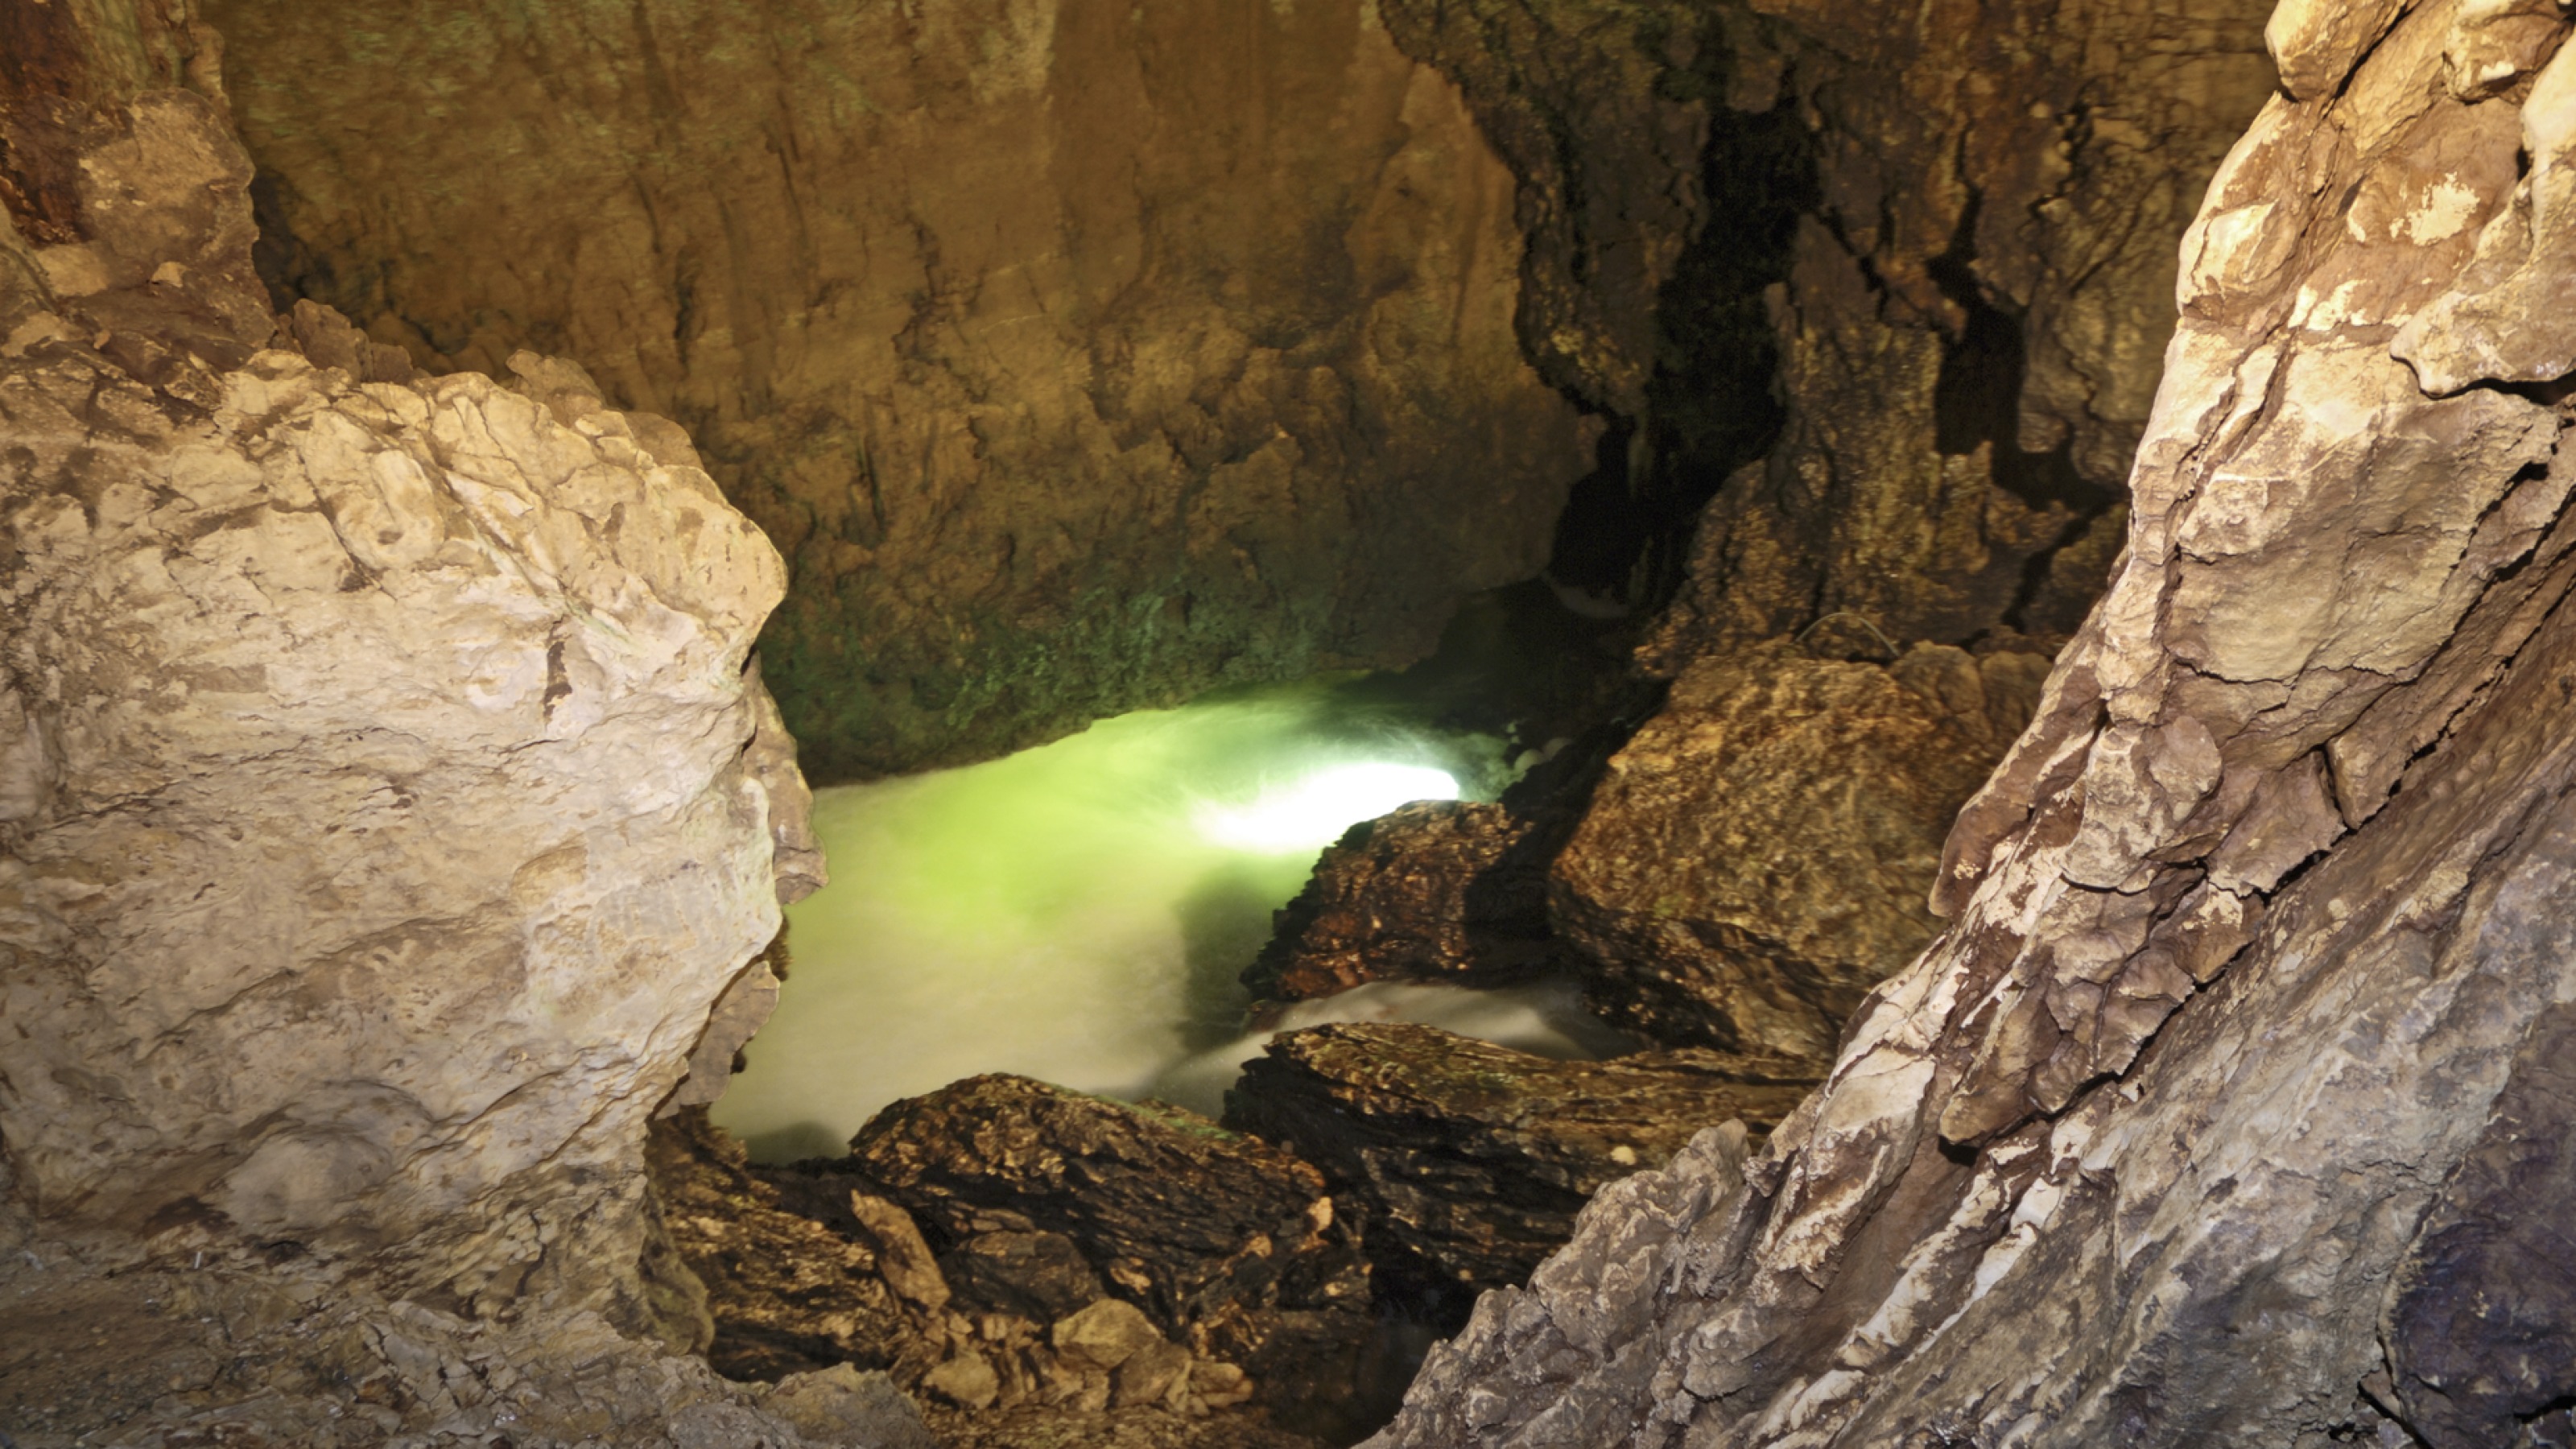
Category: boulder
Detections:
[
  {"x1": 841, "y1": 1075, "x2": 1367, "y2": 1338},
  {"x1": 943, "y1": 1231, "x2": 1105, "y2": 1324},
  {"x1": 2, "y1": 102, "x2": 810, "y2": 1299},
  {"x1": 1247, "y1": 801, "x2": 1567, "y2": 1001},
  {"x1": 1225, "y1": 1022, "x2": 1814, "y2": 1295},
  {"x1": 837, "y1": 1075, "x2": 1373, "y2": 1421},
  {"x1": 1051, "y1": 1298, "x2": 1162, "y2": 1373},
  {"x1": 1551, "y1": 642, "x2": 2048, "y2": 1062}
]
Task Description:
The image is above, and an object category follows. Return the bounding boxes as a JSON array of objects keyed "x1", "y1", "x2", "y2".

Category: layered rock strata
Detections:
[
  {"x1": 200, "y1": 0, "x2": 1597, "y2": 778},
  {"x1": 1373, "y1": 2, "x2": 2576, "y2": 1443},
  {"x1": 1224, "y1": 1023, "x2": 1814, "y2": 1297}
]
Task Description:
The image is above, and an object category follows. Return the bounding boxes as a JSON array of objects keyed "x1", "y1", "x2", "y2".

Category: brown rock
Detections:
[
  {"x1": 1248, "y1": 801, "x2": 1567, "y2": 1001},
  {"x1": 848, "y1": 1191, "x2": 951, "y2": 1315},
  {"x1": 1226, "y1": 1022, "x2": 1813, "y2": 1296},
  {"x1": 200, "y1": 0, "x2": 1597, "y2": 779},
  {"x1": 643, "y1": 1109, "x2": 914, "y2": 1384},
  {"x1": 945, "y1": 1231, "x2": 1104, "y2": 1324},
  {"x1": 842, "y1": 1075, "x2": 1368, "y2": 1339},
  {"x1": 1552, "y1": 642, "x2": 2048, "y2": 1061}
]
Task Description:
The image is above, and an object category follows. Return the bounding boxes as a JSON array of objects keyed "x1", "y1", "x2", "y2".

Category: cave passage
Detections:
[{"x1": 712, "y1": 674, "x2": 1623, "y2": 1162}]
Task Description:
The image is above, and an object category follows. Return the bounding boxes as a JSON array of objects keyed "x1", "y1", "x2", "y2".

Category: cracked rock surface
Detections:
[
  {"x1": 2, "y1": 6, "x2": 856, "y2": 1443},
  {"x1": 1372, "y1": 2, "x2": 2576, "y2": 1444}
]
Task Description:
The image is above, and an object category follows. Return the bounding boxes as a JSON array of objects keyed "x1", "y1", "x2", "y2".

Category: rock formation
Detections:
[
  {"x1": 1231, "y1": 0, "x2": 2277, "y2": 1104},
  {"x1": 1552, "y1": 642, "x2": 2050, "y2": 1063},
  {"x1": 1224, "y1": 1023, "x2": 1814, "y2": 1297},
  {"x1": 0, "y1": 5, "x2": 885, "y2": 1444},
  {"x1": 1247, "y1": 801, "x2": 1567, "y2": 1001},
  {"x1": 1373, "y1": 1, "x2": 2576, "y2": 1443},
  {"x1": 835, "y1": 1075, "x2": 1374, "y2": 1415},
  {"x1": 198, "y1": 0, "x2": 1598, "y2": 778}
]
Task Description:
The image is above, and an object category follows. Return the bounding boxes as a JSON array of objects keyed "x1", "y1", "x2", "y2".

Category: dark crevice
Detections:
[{"x1": 1542, "y1": 60, "x2": 1815, "y2": 611}]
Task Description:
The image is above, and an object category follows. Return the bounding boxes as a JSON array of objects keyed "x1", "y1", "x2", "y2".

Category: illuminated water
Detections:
[{"x1": 713, "y1": 677, "x2": 1622, "y2": 1162}]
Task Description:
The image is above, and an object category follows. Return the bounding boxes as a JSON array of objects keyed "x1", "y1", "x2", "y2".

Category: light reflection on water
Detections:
[{"x1": 712, "y1": 676, "x2": 1619, "y2": 1163}]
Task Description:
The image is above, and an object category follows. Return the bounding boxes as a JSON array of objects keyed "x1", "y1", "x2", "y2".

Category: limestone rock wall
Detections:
[
  {"x1": 199, "y1": 0, "x2": 1598, "y2": 778},
  {"x1": 2, "y1": 0, "x2": 810, "y2": 1327},
  {"x1": 1372, "y1": 1, "x2": 2576, "y2": 1443}
]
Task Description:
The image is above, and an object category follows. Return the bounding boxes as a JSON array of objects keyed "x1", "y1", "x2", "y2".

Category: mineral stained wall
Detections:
[
  {"x1": 1374, "y1": 1, "x2": 2576, "y2": 1443},
  {"x1": 201, "y1": 0, "x2": 1598, "y2": 778}
]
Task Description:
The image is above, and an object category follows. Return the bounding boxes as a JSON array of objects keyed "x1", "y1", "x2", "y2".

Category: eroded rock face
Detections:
[
  {"x1": 1, "y1": 7, "x2": 866, "y2": 1445},
  {"x1": 200, "y1": 0, "x2": 1597, "y2": 778},
  {"x1": 2, "y1": 25, "x2": 812, "y2": 1319},
  {"x1": 1373, "y1": 3, "x2": 2576, "y2": 1443},
  {"x1": 1224, "y1": 1022, "x2": 1814, "y2": 1297},
  {"x1": 2, "y1": 328, "x2": 799, "y2": 1287},
  {"x1": 1385, "y1": 0, "x2": 2273, "y2": 632},
  {"x1": 1552, "y1": 642, "x2": 2049, "y2": 1062}
]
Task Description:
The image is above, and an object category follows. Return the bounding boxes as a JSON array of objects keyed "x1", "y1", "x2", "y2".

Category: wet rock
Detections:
[
  {"x1": 1552, "y1": 642, "x2": 2048, "y2": 1062},
  {"x1": 1375, "y1": 10, "x2": 2576, "y2": 1442},
  {"x1": 1225, "y1": 1023, "x2": 1813, "y2": 1296},
  {"x1": 203, "y1": 0, "x2": 1597, "y2": 779},
  {"x1": 1248, "y1": 801, "x2": 1567, "y2": 1001}
]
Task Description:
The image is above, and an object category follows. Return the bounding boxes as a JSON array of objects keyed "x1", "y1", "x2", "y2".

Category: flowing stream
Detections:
[{"x1": 712, "y1": 675, "x2": 1623, "y2": 1162}]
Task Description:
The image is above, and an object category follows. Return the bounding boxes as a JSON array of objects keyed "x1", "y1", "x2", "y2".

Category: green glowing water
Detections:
[{"x1": 711, "y1": 677, "x2": 1521, "y2": 1162}]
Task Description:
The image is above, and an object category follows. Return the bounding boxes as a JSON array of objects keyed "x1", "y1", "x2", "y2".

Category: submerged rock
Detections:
[
  {"x1": 1552, "y1": 642, "x2": 2048, "y2": 1062},
  {"x1": 1247, "y1": 800, "x2": 1567, "y2": 1001},
  {"x1": 1224, "y1": 1023, "x2": 1813, "y2": 1296}
]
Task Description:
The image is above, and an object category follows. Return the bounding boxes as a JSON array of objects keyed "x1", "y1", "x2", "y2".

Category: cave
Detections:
[{"x1": 6, "y1": 0, "x2": 2575, "y2": 1446}]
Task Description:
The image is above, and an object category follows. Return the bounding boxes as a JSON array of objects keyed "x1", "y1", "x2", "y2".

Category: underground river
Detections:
[{"x1": 712, "y1": 673, "x2": 1629, "y2": 1162}]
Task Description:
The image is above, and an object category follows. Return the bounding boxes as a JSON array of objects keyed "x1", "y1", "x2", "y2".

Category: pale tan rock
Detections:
[
  {"x1": 848, "y1": 1192, "x2": 952, "y2": 1315},
  {"x1": 1112, "y1": 1338, "x2": 1192, "y2": 1409},
  {"x1": 921, "y1": 1352, "x2": 1001, "y2": 1412},
  {"x1": 1050, "y1": 1297, "x2": 1162, "y2": 1373}
]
